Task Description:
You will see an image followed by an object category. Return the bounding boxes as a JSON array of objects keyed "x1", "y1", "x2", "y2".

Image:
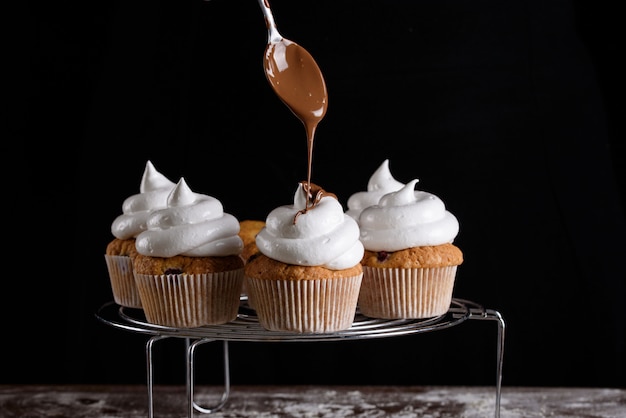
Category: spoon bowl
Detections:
[{"x1": 257, "y1": 0, "x2": 328, "y2": 137}]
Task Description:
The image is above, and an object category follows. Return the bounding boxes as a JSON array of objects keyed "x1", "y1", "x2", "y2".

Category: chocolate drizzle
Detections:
[
  {"x1": 293, "y1": 181, "x2": 337, "y2": 224},
  {"x1": 260, "y1": 13, "x2": 330, "y2": 224}
]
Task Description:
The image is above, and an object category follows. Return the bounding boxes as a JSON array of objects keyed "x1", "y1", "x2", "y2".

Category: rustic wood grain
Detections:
[{"x1": 1, "y1": 385, "x2": 625, "y2": 417}]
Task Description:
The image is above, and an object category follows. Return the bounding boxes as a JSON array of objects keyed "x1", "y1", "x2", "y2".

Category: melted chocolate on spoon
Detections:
[{"x1": 258, "y1": 0, "x2": 329, "y2": 215}]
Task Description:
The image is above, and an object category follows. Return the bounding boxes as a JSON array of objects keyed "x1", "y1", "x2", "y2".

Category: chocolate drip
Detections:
[
  {"x1": 262, "y1": 30, "x2": 329, "y2": 224},
  {"x1": 293, "y1": 181, "x2": 337, "y2": 224}
]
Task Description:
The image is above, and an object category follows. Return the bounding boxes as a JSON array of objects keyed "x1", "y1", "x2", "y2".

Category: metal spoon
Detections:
[{"x1": 257, "y1": 0, "x2": 328, "y2": 189}]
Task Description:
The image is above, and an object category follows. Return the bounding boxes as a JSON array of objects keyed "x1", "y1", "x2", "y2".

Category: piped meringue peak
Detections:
[
  {"x1": 294, "y1": 181, "x2": 337, "y2": 223},
  {"x1": 358, "y1": 180, "x2": 460, "y2": 252},
  {"x1": 135, "y1": 178, "x2": 243, "y2": 258},
  {"x1": 346, "y1": 159, "x2": 405, "y2": 220},
  {"x1": 111, "y1": 160, "x2": 176, "y2": 240},
  {"x1": 139, "y1": 160, "x2": 177, "y2": 194}
]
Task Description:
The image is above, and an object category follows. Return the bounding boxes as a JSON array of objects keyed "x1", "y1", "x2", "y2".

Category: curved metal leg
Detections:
[
  {"x1": 484, "y1": 309, "x2": 505, "y2": 418},
  {"x1": 465, "y1": 305, "x2": 506, "y2": 418},
  {"x1": 494, "y1": 310, "x2": 505, "y2": 418},
  {"x1": 187, "y1": 339, "x2": 231, "y2": 416},
  {"x1": 145, "y1": 335, "x2": 169, "y2": 418}
]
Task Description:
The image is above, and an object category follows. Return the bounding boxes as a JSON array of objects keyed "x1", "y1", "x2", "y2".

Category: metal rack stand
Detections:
[{"x1": 96, "y1": 297, "x2": 505, "y2": 418}]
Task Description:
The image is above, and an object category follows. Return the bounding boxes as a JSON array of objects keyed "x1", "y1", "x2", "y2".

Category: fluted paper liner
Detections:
[
  {"x1": 134, "y1": 269, "x2": 244, "y2": 328},
  {"x1": 104, "y1": 254, "x2": 142, "y2": 308},
  {"x1": 359, "y1": 266, "x2": 457, "y2": 319},
  {"x1": 246, "y1": 274, "x2": 363, "y2": 333}
]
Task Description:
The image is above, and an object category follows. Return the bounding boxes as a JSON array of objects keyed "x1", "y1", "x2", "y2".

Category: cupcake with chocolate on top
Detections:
[{"x1": 245, "y1": 182, "x2": 364, "y2": 333}]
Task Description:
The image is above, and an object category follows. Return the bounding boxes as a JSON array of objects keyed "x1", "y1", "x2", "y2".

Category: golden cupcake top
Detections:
[{"x1": 361, "y1": 243, "x2": 463, "y2": 269}]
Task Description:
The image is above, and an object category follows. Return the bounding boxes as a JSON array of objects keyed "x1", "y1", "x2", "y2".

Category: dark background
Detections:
[{"x1": 8, "y1": 0, "x2": 625, "y2": 388}]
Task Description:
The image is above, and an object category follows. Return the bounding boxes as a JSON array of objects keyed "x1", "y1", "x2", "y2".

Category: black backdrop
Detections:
[{"x1": 8, "y1": 0, "x2": 625, "y2": 388}]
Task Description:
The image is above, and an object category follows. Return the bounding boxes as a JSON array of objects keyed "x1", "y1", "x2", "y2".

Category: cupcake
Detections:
[
  {"x1": 238, "y1": 219, "x2": 266, "y2": 309},
  {"x1": 345, "y1": 159, "x2": 404, "y2": 221},
  {"x1": 238, "y1": 219, "x2": 266, "y2": 263},
  {"x1": 245, "y1": 182, "x2": 364, "y2": 333},
  {"x1": 105, "y1": 160, "x2": 175, "y2": 308},
  {"x1": 133, "y1": 178, "x2": 244, "y2": 328},
  {"x1": 356, "y1": 179, "x2": 463, "y2": 319}
]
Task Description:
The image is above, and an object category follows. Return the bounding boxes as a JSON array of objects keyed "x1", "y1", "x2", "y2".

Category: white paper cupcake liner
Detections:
[
  {"x1": 358, "y1": 266, "x2": 458, "y2": 319},
  {"x1": 134, "y1": 269, "x2": 244, "y2": 328},
  {"x1": 246, "y1": 274, "x2": 363, "y2": 333},
  {"x1": 104, "y1": 254, "x2": 142, "y2": 308}
]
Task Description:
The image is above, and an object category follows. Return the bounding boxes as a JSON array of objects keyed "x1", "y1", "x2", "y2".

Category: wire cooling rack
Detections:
[{"x1": 96, "y1": 297, "x2": 505, "y2": 418}]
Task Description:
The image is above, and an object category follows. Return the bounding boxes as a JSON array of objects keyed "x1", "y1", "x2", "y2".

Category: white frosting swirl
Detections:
[
  {"x1": 346, "y1": 159, "x2": 404, "y2": 220},
  {"x1": 359, "y1": 179, "x2": 460, "y2": 252},
  {"x1": 135, "y1": 178, "x2": 243, "y2": 257},
  {"x1": 111, "y1": 161, "x2": 176, "y2": 240},
  {"x1": 256, "y1": 183, "x2": 364, "y2": 270}
]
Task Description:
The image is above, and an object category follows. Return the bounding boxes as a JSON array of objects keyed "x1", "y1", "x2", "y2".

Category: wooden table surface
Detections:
[{"x1": 1, "y1": 384, "x2": 625, "y2": 417}]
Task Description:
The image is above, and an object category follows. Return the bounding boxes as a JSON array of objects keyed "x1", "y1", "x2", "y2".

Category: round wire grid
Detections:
[{"x1": 96, "y1": 297, "x2": 480, "y2": 342}]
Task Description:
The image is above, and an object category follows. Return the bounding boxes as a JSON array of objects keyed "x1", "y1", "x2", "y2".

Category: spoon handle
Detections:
[{"x1": 257, "y1": 0, "x2": 283, "y2": 44}]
